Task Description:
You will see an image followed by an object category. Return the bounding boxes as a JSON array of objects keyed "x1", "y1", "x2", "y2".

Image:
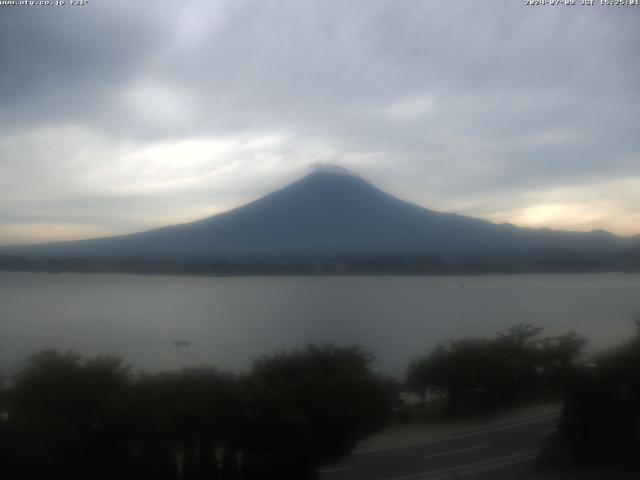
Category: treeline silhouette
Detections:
[
  {"x1": 2, "y1": 325, "x2": 638, "y2": 477},
  {"x1": 0, "y1": 345, "x2": 396, "y2": 480},
  {"x1": 406, "y1": 324, "x2": 587, "y2": 417}
]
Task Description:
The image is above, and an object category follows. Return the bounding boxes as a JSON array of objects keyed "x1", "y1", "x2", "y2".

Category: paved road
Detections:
[{"x1": 318, "y1": 413, "x2": 559, "y2": 480}]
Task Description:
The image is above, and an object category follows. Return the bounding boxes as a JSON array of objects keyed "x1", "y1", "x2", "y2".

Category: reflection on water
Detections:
[{"x1": 0, "y1": 272, "x2": 638, "y2": 378}]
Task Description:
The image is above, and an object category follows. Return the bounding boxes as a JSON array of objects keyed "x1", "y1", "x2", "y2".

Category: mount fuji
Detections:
[{"x1": 1, "y1": 167, "x2": 637, "y2": 273}]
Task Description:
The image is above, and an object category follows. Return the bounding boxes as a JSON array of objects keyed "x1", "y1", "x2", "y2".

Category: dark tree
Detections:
[
  {"x1": 242, "y1": 345, "x2": 395, "y2": 479},
  {"x1": 543, "y1": 322, "x2": 640, "y2": 472},
  {"x1": 406, "y1": 324, "x2": 587, "y2": 417},
  {"x1": 6, "y1": 351, "x2": 134, "y2": 480}
]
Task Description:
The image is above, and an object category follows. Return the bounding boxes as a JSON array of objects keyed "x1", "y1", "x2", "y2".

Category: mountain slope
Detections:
[{"x1": 1, "y1": 169, "x2": 635, "y2": 259}]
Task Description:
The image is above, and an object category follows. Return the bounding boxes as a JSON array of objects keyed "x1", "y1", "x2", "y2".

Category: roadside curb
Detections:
[{"x1": 353, "y1": 403, "x2": 562, "y2": 455}]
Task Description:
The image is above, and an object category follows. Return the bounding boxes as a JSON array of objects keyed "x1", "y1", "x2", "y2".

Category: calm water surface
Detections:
[{"x1": 1, "y1": 272, "x2": 638, "y2": 378}]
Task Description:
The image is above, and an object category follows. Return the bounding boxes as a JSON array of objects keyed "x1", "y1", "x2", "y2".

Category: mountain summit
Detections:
[{"x1": 1, "y1": 169, "x2": 635, "y2": 262}]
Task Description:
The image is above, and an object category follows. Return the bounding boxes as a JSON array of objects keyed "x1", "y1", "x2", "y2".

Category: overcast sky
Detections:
[{"x1": 0, "y1": 0, "x2": 638, "y2": 246}]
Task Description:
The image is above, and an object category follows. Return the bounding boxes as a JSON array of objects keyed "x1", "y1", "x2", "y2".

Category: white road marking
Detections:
[
  {"x1": 423, "y1": 444, "x2": 487, "y2": 460},
  {"x1": 354, "y1": 413, "x2": 559, "y2": 455},
  {"x1": 318, "y1": 466, "x2": 351, "y2": 474},
  {"x1": 384, "y1": 449, "x2": 540, "y2": 480}
]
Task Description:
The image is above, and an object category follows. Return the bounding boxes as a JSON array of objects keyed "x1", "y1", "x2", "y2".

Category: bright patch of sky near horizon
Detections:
[{"x1": 0, "y1": 0, "x2": 638, "y2": 245}]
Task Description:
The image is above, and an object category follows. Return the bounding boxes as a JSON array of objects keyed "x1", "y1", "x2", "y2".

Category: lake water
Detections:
[{"x1": 1, "y1": 272, "x2": 639, "y2": 379}]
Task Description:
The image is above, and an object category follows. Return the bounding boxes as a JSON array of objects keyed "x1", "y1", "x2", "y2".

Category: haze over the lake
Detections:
[
  {"x1": 1, "y1": 0, "x2": 638, "y2": 246},
  {"x1": 1, "y1": 271, "x2": 638, "y2": 377}
]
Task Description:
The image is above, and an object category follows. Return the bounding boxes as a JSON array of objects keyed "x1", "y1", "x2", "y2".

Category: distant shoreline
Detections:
[{"x1": 0, "y1": 253, "x2": 637, "y2": 278}]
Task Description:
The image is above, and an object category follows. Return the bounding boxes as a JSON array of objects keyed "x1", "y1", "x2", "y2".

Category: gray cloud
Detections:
[{"x1": 0, "y1": 0, "x2": 638, "y2": 245}]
